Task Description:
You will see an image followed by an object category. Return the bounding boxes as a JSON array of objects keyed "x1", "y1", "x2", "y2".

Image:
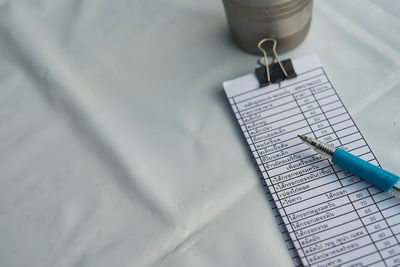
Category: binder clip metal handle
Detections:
[{"x1": 255, "y1": 38, "x2": 297, "y2": 87}]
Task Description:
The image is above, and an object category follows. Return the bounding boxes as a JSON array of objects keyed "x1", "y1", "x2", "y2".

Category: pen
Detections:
[{"x1": 297, "y1": 135, "x2": 400, "y2": 197}]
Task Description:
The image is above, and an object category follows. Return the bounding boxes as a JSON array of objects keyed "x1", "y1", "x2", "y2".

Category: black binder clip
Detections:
[{"x1": 255, "y1": 38, "x2": 297, "y2": 87}]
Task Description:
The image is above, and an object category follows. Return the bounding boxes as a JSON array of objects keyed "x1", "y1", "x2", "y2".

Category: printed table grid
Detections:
[{"x1": 225, "y1": 58, "x2": 400, "y2": 267}]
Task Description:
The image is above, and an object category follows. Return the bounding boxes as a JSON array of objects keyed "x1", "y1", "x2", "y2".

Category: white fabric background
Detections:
[{"x1": 0, "y1": 0, "x2": 399, "y2": 266}]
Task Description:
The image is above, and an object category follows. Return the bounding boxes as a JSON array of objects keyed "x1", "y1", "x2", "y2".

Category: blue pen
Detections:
[{"x1": 298, "y1": 135, "x2": 400, "y2": 197}]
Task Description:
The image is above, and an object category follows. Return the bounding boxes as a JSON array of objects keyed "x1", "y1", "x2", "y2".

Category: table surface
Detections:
[{"x1": 1, "y1": 0, "x2": 400, "y2": 266}]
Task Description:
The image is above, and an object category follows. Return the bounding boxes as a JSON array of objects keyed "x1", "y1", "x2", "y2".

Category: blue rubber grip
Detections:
[{"x1": 332, "y1": 148, "x2": 400, "y2": 192}]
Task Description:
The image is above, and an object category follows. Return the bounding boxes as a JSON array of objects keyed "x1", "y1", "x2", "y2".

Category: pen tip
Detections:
[{"x1": 298, "y1": 135, "x2": 308, "y2": 142}]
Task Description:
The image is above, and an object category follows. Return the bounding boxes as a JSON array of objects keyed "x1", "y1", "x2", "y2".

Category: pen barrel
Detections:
[{"x1": 332, "y1": 148, "x2": 400, "y2": 192}]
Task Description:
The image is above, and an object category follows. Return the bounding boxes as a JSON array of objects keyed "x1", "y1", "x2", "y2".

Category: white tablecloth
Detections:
[{"x1": 1, "y1": 0, "x2": 399, "y2": 266}]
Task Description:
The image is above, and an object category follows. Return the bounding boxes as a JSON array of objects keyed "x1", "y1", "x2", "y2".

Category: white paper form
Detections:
[
  {"x1": 224, "y1": 55, "x2": 400, "y2": 267},
  {"x1": 263, "y1": 185, "x2": 303, "y2": 267}
]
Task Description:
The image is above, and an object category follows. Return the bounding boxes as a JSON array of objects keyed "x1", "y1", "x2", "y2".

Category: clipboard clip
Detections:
[{"x1": 255, "y1": 38, "x2": 297, "y2": 87}]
